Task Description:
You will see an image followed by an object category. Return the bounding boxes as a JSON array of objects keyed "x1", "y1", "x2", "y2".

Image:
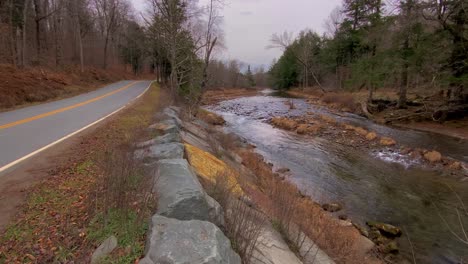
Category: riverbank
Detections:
[
  {"x1": 286, "y1": 87, "x2": 468, "y2": 141},
  {"x1": 205, "y1": 92, "x2": 468, "y2": 263},
  {"x1": 268, "y1": 114, "x2": 467, "y2": 178},
  {"x1": 183, "y1": 109, "x2": 380, "y2": 263}
]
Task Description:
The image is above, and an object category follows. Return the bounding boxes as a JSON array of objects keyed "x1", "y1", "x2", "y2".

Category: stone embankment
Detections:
[{"x1": 135, "y1": 106, "x2": 241, "y2": 264}]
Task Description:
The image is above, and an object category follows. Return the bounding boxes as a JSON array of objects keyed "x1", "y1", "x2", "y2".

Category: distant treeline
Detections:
[{"x1": 269, "y1": 0, "x2": 467, "y2": 106}]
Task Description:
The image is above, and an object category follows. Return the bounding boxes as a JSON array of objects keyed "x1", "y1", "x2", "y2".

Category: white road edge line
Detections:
[{"x1": 0, "y1": 81, "x2": 154, "y2": 174}]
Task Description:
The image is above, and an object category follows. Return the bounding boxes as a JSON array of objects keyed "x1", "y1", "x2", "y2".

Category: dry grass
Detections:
[
  {"x1": 196, "y1": 108, "x2": 226, "y2": 125},
  {"x1": 321, "y1": 93, "x2": 357, "y2": 111},
  {"x1": 236, "y1": 148, "x2": 375, "y2": 264},
  {"x1": 205, "y1": 171, "x2": 265, "y2": 264}
]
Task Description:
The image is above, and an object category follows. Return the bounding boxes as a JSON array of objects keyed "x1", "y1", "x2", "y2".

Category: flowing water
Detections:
[{"x1": 207, "y1": 92, "x2": 468, "y2": 263}]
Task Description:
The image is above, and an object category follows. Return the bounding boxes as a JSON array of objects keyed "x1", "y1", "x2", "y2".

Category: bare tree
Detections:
[{"x1": 268, "y1": 31, "x2": 325, "y2": 92}]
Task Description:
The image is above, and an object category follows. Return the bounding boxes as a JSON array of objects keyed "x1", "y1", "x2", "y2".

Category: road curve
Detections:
[{"x1": 0, "y1": 80, "x2": 153, "y2": 174}]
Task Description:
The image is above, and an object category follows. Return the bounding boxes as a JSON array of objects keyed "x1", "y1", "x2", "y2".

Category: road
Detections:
[{"x1": 0, "y1": 80, "x2": 152, "y2": 175}]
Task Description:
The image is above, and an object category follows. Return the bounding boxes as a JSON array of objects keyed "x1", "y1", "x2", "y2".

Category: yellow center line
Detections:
[{"x1": 0, "y1": 81, "x2": 141, "y2": 130}]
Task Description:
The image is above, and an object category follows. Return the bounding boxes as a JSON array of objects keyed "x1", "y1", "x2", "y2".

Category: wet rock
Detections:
[
  {"x1": 366, "y1": 221, "x2": 402, "y2": 237},
  {"x1": 354, "y1": 127, "x2": 369, "y2": 136},
  {"x1": 141, "y1": 215, "x2": 241, "y2": 264},
  {"x1": 338, "y1": 214, "x2": 348, "y2": 220},
  {"x1": 365, "y1": 132, "x2": 377, "y2": 141},
  {"x1": 380, "y1": 137, "x2": 396, "y2": 146},
  {"x1": 322, "y1": 203, "x2": 342, "y2": 212},
  {"x1": 320, "y1": 114, "x2": 336, "y2": 124},
  {"x1": 276, "y1": 167, "x2": 290, "y2": 174},
  {"x1": 423, "y1": 150, "x2": 442, "y2": 163},
  {"x1": 381, "y1": 241, "x2": 399, "y2": 254},
  {"x1": 136, "y1": 133, "x2": 181, "y2": 148},
  {"x1": 448, "y1": 161, "x2": 462, "y2": 170},
  {"x1": 91, "y1": 235, "x2": 117, "y2": 264},
  {"x1": 353, "y1": 223, "x2": 369, "y2": 238},
  {"x1": 135, "y1": 143, "x2": 184, "y2": 161},
  {"x1": 155, "y1": 159, "x2": 224, "y2": 226},
  {"x1": 368, "y1": 228, "x2": 387, "y2": 245}
]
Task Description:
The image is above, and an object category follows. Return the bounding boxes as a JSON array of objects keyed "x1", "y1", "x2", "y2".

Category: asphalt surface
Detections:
[{"x1": 0, "y1": 80, "x2": 152, "y2": 174}]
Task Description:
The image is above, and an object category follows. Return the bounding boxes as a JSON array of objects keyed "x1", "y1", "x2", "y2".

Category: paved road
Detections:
[{"x1": 0, "y1": 80, "x2": 152, "y2": 174}]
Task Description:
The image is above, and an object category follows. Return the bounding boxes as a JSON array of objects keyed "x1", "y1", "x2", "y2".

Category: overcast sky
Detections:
[{"x1": 134, "y1": 0, "x2": 342, "y2": 68}]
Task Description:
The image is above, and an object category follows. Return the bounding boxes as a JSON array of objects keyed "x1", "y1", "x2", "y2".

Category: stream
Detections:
[{"x1": 207, "y1": 91, "x2": 468, "y2": 264}]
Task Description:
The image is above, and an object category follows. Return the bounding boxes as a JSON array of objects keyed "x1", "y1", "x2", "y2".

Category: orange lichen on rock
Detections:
[{"x1": 184, "y1": 143, "x2": 244, "y2": 195}]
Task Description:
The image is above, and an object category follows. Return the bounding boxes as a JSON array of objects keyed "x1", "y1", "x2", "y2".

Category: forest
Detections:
[{"x1": 269, "y1": 0, "x2": 467, "y2": 110}]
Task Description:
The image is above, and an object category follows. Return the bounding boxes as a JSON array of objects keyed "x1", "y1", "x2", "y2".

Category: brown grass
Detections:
[
  {"x1": 321, "y1": 93, "x2": 357, "y2": 111},
  {"x1": 205, "y1": 171, "x2": 265, "y2": 263},
  {"x1": 236, "y1": 148, "x2": 377, "y2": 264},
  {"x1": 196, "y1": 109, "x2": 226, "y2": 125}
]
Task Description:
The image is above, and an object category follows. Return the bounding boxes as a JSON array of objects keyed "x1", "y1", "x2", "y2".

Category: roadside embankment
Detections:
[
  {"x1": 0, "y1": 82, "x2": 162, "y2": 263},
  {"x1": 0, "y1": 64, "x2": 150, "y2": 111},
  {"x1": 134, "y1": 106, "x2": 241, "y2": 263}
]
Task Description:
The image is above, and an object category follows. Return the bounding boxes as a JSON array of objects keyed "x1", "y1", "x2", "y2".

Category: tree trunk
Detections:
[
  {"x1": 9, "y1": 0, "x2": 17, "y2": 67},
  {"x1": 22, "y1": 0, "x2": 30, "y2": 67},
  {"x1": 398, "y1": 39, "x2": 409, "y2": 108}
]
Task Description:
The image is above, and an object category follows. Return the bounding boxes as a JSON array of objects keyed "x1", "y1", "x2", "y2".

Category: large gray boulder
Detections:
[
  {"x1": 140, "y1": 215, "x2": 241, "y2": 264},
  {"x1": 135, "y1": 143, "x2": 184, "y2": 161},
  {"x1": 155, "y1": 159, "x2": 224, "y2": 226},
  {"x1": 149, "y1": 119, "x2": 180, "y2": 134},
  {"x1": 136, "y1": 133, "x2": 181, "y2": 149}
]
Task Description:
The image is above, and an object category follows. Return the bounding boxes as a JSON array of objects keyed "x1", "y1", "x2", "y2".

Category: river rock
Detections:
[
  {"x1": 366, "y1": 221, "x2": 402, "y2": 237},
  {"x1": 354, "y1": 127, "x2": 369, "y2": 136},
  {"x1": 91, "y1": 235, "x2": 118, "y2": 264},
  {"x1": 368, "y1": 228, "x2": 387, "y2": 245},
  {"x1": 141, "y1": 215, "x2": 241, "y2": 264},
  {"x1": 448, "y1": 161, "x2": 462, "y2": 170},
  {"x1": 380, "y1": 137, "x2": 396, "y2": 146},
  {"x1": 353, "y1": 223, "x2": 369, "y2": 237},
  {"x1": 381, "y1": 241, "x2": 399, "y2": 254},
  {"x1": 136, "y1": 133, "x2": 181, "y2": 148},
  {"x1": 149, "y1": 119, "x2": 179, "y2": 134},
  {"x1": 365, "y1": 132, "x2": 377, "y2": 141},
  {"x1": 322, "y1": 203, "x2": 342, "y2": 212},
  {"x1": 423, "y1": 150, "x2": 442, "y2": 163},
  {"x1": 155, "y1": 159, "x2": 224, "y2": 226},
  {"x1": 135, "y1": 143, "x2": 184, "y2": 161},
  {"x1": 276, "y1": 167, "x2": 290, "y2": 174}
]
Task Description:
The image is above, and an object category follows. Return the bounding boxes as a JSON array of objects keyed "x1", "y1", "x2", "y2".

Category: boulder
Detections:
[
  {"x1": 365, "y1": 132, "x2": 377, "y2": 141},
  {"x1": 91, "y1": 235, "x2": 118, "y2": 264},
  {"x1": 141, "y1": 215, "x2": 241, "y2": 264},
  {"x1": 322, "y1": 203, "x2": 342, "y2": 212},
  {"x1": 135, "y1": 143, "x2": 184, "y2": 161},
  {"x1": 381, "y1": 241, "x2": 399, "y2": 254},
  {"x1": 380, "y1": 137, "x2": 396, "y2": 146},
  {"x1": 155, "y1": 159, "x2": 224, "y2": 226},
  {"x1": 149, "y1": 119, "x2": 179, "y2": 134},
  {"x1": 136, "y1": 133, "x2": 181, "y2": 148},
  {"x1": 448, "y1": 161, "x2": 462, "y2": 170},
  {"x1": 366, "y1": 221, "x2": 402, "y2": 237},
  {"x1": 354, "y1": 127, "x2": 369, "y2": 136},
  {"x1": 423, "y1": 150, "x2": 442, "y2": 163}
]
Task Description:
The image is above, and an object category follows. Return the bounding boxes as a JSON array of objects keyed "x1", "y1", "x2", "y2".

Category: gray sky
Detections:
[{"x1": 133, "y1": 0, "x2": 342, "y2": 68}]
